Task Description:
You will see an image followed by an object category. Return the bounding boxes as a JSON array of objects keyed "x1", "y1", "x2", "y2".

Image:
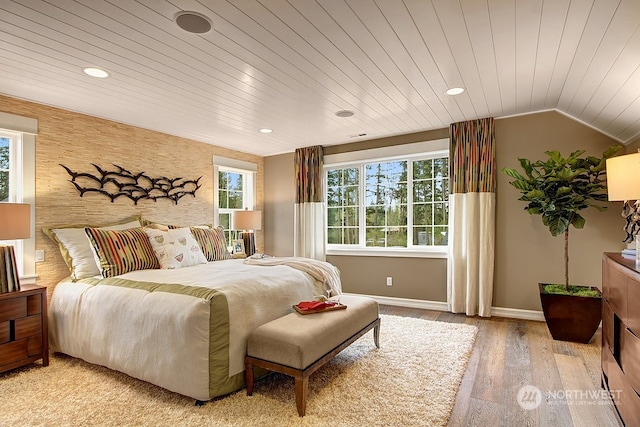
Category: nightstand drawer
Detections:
[
  {"x1": 15, "y1": 315, "x2": 41, "y2": 339},
  {"x1": 0, "y1": 321, "x2": 9, "y2": 344},
  {"x1": 0, "y1": 298, "x2": 27, "y2": 323},
  {"x1": 27, "y1": 335, "x2": 42, "y2": 356},
  {"x1": 0, "y1": 339, "x2": 28, "y2": 366},
  {"x1": 26, "y1": 293, "x2": 42, "y2": 315}
]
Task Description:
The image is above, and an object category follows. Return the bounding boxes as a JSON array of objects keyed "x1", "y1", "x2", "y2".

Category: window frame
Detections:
[{"x1": 324, "y1": 140, "x2": 449, "y2": 259}]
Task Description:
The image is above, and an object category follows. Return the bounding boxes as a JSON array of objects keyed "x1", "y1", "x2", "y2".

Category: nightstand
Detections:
[{"x1": 0, "y1": 284, "x2": 49, "y2": 373}]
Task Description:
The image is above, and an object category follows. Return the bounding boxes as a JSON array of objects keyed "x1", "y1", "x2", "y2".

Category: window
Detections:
[
  {"x1": 213, "y1": 156, "x2": 257, "y2": 246},
  {"x1": 0, "y1": 111, "x2": 37, "y2": 282},
  {"x1": 325, "y1": 141, "x2": 449, "y2": 256},
  {"x1": 0, "y1": 134, "x2": 10, "y2": 202},
  {"x1": 218, "y1": 169, "x2": 249, "y2": 243}
]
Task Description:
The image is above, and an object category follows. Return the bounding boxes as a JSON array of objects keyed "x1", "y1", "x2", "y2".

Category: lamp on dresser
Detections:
[
  {"x1": 232, "y1": 208, "x2": 262, "y2": 257},
  {"x1": 606, "y1": 151, "x2": 640, "y2": 264},
  {"x1": 0, "y1": 203, "x2": 30, "y2": 293}
]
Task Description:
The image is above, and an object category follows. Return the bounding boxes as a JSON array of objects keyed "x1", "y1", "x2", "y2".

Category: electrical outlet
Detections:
[
  {"x1": 386, "y1": 276, "x2": 393, "y2": 286},
  {"x1": 35, "y1": 249, "x2": 45, "y2": 262}
]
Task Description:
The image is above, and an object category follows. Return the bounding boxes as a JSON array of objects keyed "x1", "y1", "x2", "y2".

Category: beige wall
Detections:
[
  {"x1": 264, "y1": 111, "x2": 627, "y2": 311},
  {"x1": 495, "y1": 111, "x2": 624, "y2": 310},
  {"x1": 264, "y1": 154, "x2": 294, "y2": 256},
  {"x1": 627, "y1": 136, "x2": 640, "y2": 153},
  {"x1": 1, "y1": 95, "x2": 264, "y2": 299}
]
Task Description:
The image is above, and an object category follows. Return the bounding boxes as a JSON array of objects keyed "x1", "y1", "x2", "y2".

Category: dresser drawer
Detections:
[
  {"x1": 627, "y1": 276, "x2": 640, "y2": 333},
  {"x1": 602, "y1": 345, "x2": 615, "y2": 382},
  {"x1": 0, "y1": 297, "x2": 27, "y2": 323},
  {"x1": 605, "y1": 258, "x2": 628, "y2": 320},
  {"x1": 618, "y1": 381, "x2": 640, "y2": 427},
  {"x1": 602, "y1": 299, "x2": 614, "y2": 353},
  {"x1": 621, "y1": 327, "x2": 640, "y2": 394}
]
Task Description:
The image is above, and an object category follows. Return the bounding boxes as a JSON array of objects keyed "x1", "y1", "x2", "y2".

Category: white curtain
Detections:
[
  {"x1": 447, "y1": 193, "x2": 495, "y2": 316},
  {"x1": 447, "y1": 118, "x2": 496, "y2": 317},
  {"x1": 294, "y1": 202, "x2": 325, "y2": 260},
  {"x1": 294, "y1": 146, "x2": 326, "y2": 261}
]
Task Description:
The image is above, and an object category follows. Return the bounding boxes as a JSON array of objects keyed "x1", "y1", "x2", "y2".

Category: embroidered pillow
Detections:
[
  {"x1": 190, "y1": 226, "x2": 232, "y2": 261},
  {"x1": 42, "y1": 217, "x2": 143, "y2": 280},
  {"x1": 84, "y1": 227, "x2": 160, "y2": 277},
  {"x1": 144, "y1": 227, "x2": 207, "y2": 269}
]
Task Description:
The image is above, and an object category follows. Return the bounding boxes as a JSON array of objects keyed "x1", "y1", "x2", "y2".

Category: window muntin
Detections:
[{"x1": 326, "y1": 153, "x2": 448, "y2": 252}]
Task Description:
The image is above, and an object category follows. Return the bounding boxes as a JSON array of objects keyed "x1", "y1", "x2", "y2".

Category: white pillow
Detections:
[
  {"x1": 47, "y1": 219, "x2": 142, "y2": 280},
  {"x1": 144, "y1": 227, "x2": 207, "y2": 269}
]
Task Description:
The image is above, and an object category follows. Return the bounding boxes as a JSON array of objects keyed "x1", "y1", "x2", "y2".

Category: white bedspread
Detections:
[{"x1": 48, "y1": 259, "x2": 327, "y2": 400}]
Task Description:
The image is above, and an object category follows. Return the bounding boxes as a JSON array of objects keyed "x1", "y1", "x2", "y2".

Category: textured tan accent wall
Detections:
[{"x1": 0, "y1": 95, "x2": 263, "y2": 299}]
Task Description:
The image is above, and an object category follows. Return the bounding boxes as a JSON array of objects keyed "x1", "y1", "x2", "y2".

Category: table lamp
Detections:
[
  {"x1": 606, "y1": 151, "x2": 640, "y2": 264},
  {"x1": 0, "y1": 203, "x2": 30, "y2": 293},
  {"x1": 232, "y1": 208, "x2": 262, "y2": 257}
]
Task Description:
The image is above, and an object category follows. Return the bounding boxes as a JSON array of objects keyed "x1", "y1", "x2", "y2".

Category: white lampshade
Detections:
[
  {"x1": 232, "y1": 209, "x2": 262, "y2": 231},
  {"x1": 0, "y1": 203, "x2": 30, "y2": 240},
  {"x1": 607, "y1": 153, "x2": 640, "y2": 201}
]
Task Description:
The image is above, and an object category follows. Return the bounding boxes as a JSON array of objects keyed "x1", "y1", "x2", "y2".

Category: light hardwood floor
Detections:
[{"x1": 379, "y1": 305, "x2": 620, "y2": 427}]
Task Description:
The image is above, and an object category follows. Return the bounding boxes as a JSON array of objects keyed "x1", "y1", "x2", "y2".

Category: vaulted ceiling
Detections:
[{"x1": 1, "y1": 0, "x2": 640, "y2": 156}]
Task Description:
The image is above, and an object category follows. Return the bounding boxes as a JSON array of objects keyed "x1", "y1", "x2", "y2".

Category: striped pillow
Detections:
[
  {"x1": 190, "y1": 226, "x2": 232, "y2": 261},
  {"x1": 85, "y1": 227, "x2": 160, "y2": 277}
]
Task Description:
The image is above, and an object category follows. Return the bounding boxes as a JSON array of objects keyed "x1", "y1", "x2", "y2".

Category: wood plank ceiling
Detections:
[{"x1": 1, "y1": 0, "x2": 639, "y2": 156}]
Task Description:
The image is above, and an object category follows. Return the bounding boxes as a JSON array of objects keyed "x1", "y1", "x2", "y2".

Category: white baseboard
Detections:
[
  {"x1": 344, "y1": 293, "x2": 545, "y2": 322},
  {"x1": 490, "y1": 307, "x2": 545, "y2": 322}
]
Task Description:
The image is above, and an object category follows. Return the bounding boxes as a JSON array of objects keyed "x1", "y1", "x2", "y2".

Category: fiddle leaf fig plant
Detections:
[{"x1": 501, "y1": 145, "x2": 623, "y2": 291}]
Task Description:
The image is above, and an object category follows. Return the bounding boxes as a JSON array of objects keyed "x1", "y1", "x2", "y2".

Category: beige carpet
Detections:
[{"x1": 2, "y1": 314, "x2": 477, "y2": 427}]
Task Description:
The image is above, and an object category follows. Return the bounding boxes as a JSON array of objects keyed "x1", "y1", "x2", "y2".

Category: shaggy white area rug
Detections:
[{"x1": 1, "y1": 314, "x2": 477, "y2": 426}]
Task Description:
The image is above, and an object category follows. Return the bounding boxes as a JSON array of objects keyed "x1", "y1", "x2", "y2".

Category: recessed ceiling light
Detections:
[
  {"x1": 175, "y1": 11, "x2": 213, "y2": 34},
  {"x1": 83, "y1": 67, "x2": 109, "y2": 78},
  {"x1": 446, "y1": 87, "x2": 465, "y2": 96},
  {"x1": 259, "y1": 128, "x2": 273, "y2": 134},
  {"x1": 335, "y1": 110, "x2": 355, "y2": 118}
]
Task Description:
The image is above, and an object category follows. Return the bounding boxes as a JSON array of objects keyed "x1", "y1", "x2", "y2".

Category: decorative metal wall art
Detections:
[{"x1": 61, "y1": 164, "x2": 202, "y2": 205}]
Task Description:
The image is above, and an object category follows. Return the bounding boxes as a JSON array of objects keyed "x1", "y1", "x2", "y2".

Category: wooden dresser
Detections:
[
  {"x1": 602, "y1": 253, "x2": 640, "y2": 426},
  {"x1": 0, "y1": 284, "x2": 49, "y2": 373}
]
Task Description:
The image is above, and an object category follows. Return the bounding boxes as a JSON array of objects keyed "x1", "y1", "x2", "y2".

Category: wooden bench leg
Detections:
[
  {"x1": 294, "y1": 376, "x2": 308, "y2": 417},
  {"x1": 245, "y1": 362, "x2": 254, "y2": 396}
]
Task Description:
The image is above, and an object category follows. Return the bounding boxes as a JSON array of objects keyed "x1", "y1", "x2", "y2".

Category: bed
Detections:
[{"x1": 45, "y1": 219, "x2": 340, "y2": 401}]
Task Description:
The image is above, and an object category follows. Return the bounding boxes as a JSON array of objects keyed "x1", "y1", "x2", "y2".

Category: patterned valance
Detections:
[
  {"x1": 295, "y1": 146, "x2": 324, "y2": 204},
  {"x1": 449, "y1": 118, "x2": 496, "y2": 194}
]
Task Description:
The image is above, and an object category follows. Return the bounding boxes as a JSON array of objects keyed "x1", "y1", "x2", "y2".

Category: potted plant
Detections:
[{"x1": 501, "y1": 145, "x2": 622, "y2": 343}]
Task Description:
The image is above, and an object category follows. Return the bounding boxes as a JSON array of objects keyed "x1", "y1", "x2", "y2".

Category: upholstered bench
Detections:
[{"x1": 244, "y1": 295, "x2": 380, "y2": 416}]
